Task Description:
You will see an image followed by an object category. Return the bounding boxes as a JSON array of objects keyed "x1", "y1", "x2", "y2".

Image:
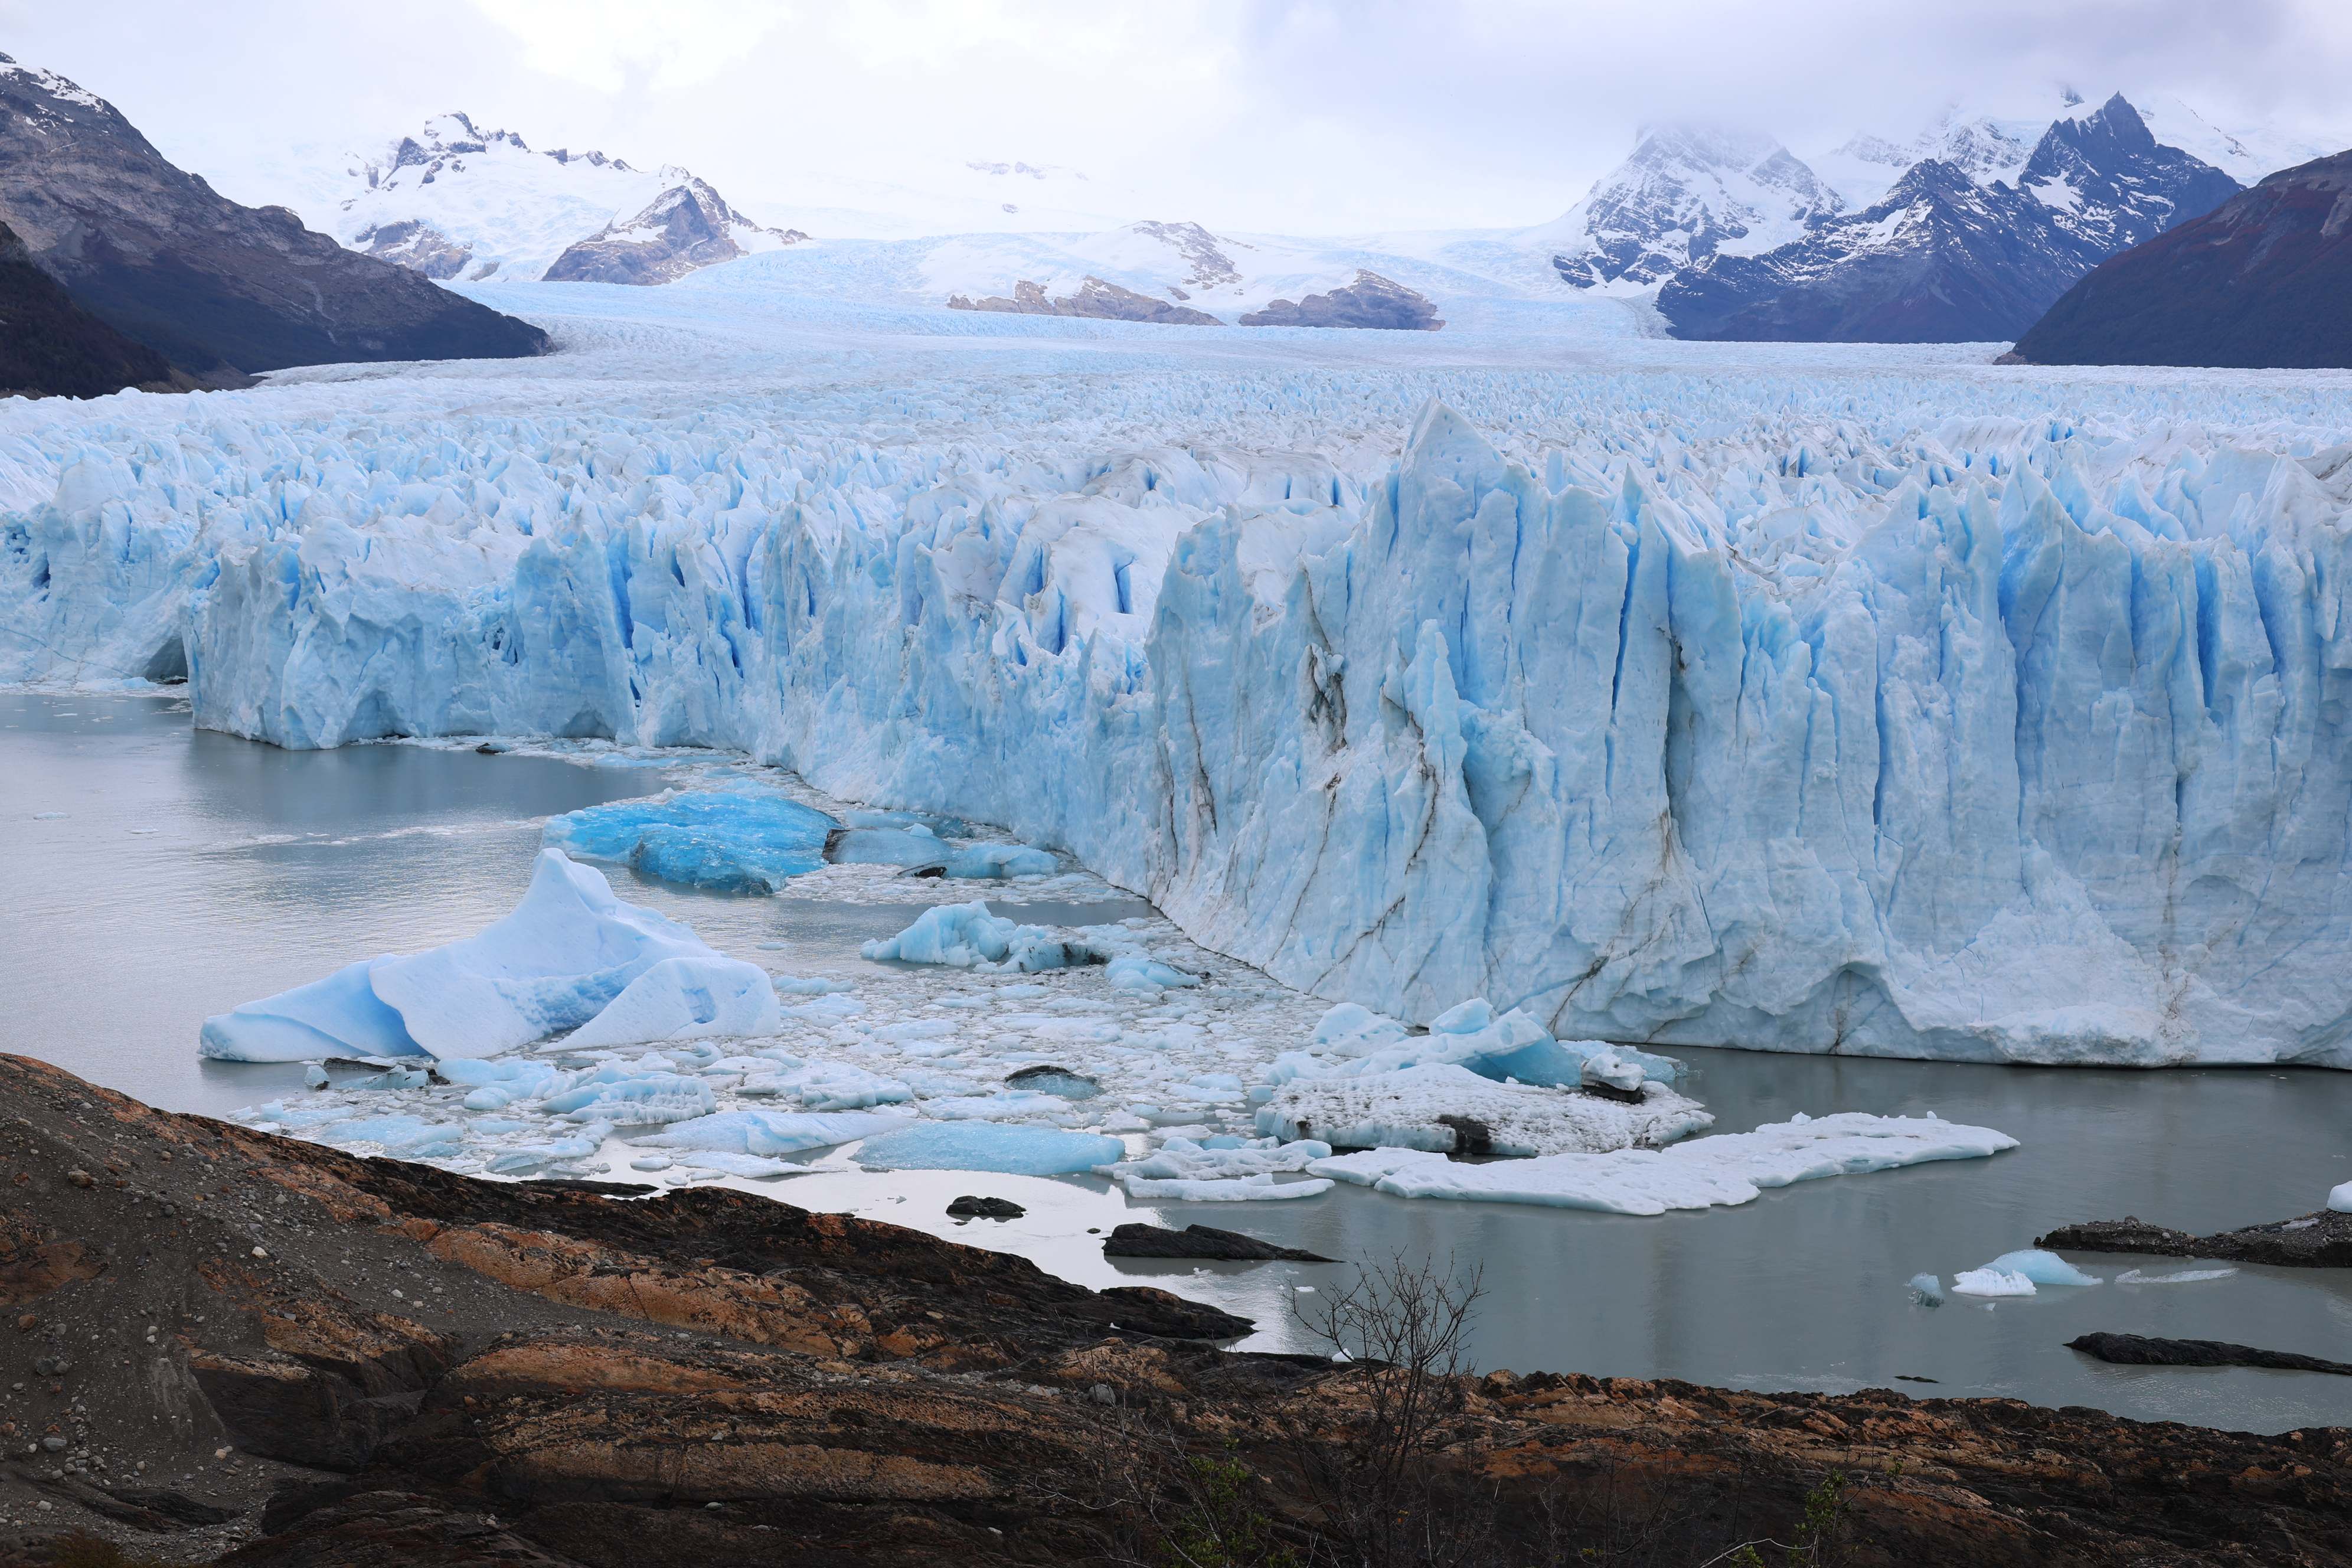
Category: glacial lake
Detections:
[{"x1": 5, "y1": 690, "x2": 2350, "y2": 1435}]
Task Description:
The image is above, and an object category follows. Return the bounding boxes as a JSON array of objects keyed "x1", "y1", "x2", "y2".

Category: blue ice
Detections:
[
  {"x1": 853, "y1": 1121, "x2": 1126, "y2": 1175},
  {"x1": 545, "y1": 789, "x2": 837, "y2": 894}
]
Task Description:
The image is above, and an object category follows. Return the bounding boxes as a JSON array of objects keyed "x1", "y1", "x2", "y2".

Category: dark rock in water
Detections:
[
  {"x1": 0, "y1": 218, "x2": 185, "y2": 397},
  {"x1": 1007, "y1": 1063, "x2": 1102, "y2": 1099},
  {"x1": 1435, "y1": 1113, "x2": 1495, "y2": 1157},
  {"x1": 0, "y1": 53, "x2": 548, "y2": 375},
  {"x1": 948, "y1": 275, "x2": 1221, "y2": 325},
  {"x1": 1104, "y1": 1223, "x2": 1332, "y2": 1262},
  {"x1": 2037, "y1": 1210, "x2": 2352, "y2": 1268},
  {"x1": 2067, "y1": 1332, "x2": 2352, "y2": 1377},
  {"x1": 946, "y1": 1194, "x2": 1025, "y2": 1220},
  {"x1": 1241, "y1": 270, "x2": 1443, "y2": 330}
]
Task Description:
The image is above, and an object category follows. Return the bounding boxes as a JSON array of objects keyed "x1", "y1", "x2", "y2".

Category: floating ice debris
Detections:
[
  {"x1": 2115, "y1": 1266, "x2": 2240, "y2": 1285},
  {"x1": 860, "y1": 901, "x2": 1114, "y2": 972},
  {"x1": 1120, "y1": 1172, "x2": 1335, "y2": 1201},
  {"x1": 1308, "y1": 1112, "x2": 2016, "y2": 1216},
  {"x1": 1259, "y1": 1063, "x2": 1712, "y2": 1157},
  {"x1": 1102, "y1": 1136, "x2": 1334, "y2": 1200},
  {"x1": 302, "y1": 1064, "x2": 328, "y2": 1089},
  {"x1": 1983, "y1": 1248, "x2": 2101, "y2": 1287},
  {"x1": 634, "y1": 1107, "x2": 912, "y2": 1155},
  {"x1": 1290, "y1": 1000, "x2": 1681, "y2": 1089},
  {"x1": 1951, "y1": 1267, "x2": 2037, "y2": 1298},
  {"x1": 198, "y1": 850, "x2": 778, "y2": 1061},
  {"x1": 740, "y1": 1058, "x2": 912, "y2": 1110},
  {"x1": 1105, "y1": 953, "x2": 1198, "y2": 991},
  {"x1": 941, "y1": 843, "x2": 1058, "y2": 879},
  {"x1": 1005, "y1": 1064, "x2": 1102, "y2": 1100},
  {"x1": 31, "y1": 811, "x2": 66, "y2": 819},
  {"x1": 828, "y1": 826, "x2": 948, "y2": 867},
  {"x1": 1909, "y1": 1273, "x2": 1945, "y2": 1306},
  {"x1": 544, "y1": 789, "x2": 837, "y2": 894},
  {"x1": 2331, "y1": 1181, "x2": 2352, "y2": 1214},
  {"x1": 854, "y1": 1121, "x2": 1125, "y2": 1175}
]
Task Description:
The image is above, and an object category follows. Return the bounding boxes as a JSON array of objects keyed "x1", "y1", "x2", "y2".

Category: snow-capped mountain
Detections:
[
  {"x1": 313, "y1": 112, "x2": 802, "y2": 284},
  {"x1": 1807, "y1": 105, "x2": 2055, "y2": 208},
  {"x1": 928, "y1": 220, "x2": 1444, "y2": 328},
  {"x1": 1534, "y1": 124, "x2": 1845, "y2": 291},
  {"x1": 1658, "y1": 95, "x2": 2245, "y2": 342}
]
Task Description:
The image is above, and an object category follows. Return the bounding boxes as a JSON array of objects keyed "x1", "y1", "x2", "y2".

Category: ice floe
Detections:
[
  {"x1": 1307, "y1": 1112, "x2": 2017, "y2": 1214},
  {"x1": 544, "y1": 788, "x2": 835, "y2": 893}
]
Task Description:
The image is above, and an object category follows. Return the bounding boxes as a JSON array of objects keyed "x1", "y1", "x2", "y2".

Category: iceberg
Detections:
[
  {"x1": 1908, "y1": 1273, "x2": 1945, "y2": 1306},
  {"x1": 17, "y1": 311, "x2": 2352, "y2": 1068},
  {"x1": 1951, "y1": 1267, "x2": 2038, "y2": 1298},
  {"x1": 544, "y1": 789, "x2": 836, "y2": 893},
  {"x1": 1307, "y1": 1111, "x2": 2015, "y2": 1215},
  {"x1": 2331, "y1": 1182, "x2": 2352, "y2": 1214},
  {"x1": 853, "y1": 1121, "x2": 1126, "y2": 1175},
  {"x1": 199, "y1": 849, "x2": 779, "y2": 1061},
  {"x1": 1982, "y1": 1247, "x2": 2101, "y2": 1287}
]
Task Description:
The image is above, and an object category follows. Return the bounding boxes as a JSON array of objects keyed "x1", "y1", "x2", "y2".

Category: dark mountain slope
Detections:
[
  {"x1": 2010, "y1": 149, "x2": 2352, "y2": 368},
  {"x1": 0, "y1": 54, "x2": 548, "y2": 376},
  {"x1": 0, "y1": 218, "x2": 185, "y2": 397}
]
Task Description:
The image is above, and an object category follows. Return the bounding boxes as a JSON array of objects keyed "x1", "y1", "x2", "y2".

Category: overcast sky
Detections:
[{"x1": 6, "y1": 0, "x2": 2348, "y2": 233}]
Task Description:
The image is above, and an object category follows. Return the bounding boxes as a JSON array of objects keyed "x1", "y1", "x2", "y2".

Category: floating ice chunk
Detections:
[
  {"x1": 1909, "y1": 1273, "x2": 1945, "y2": 1306},
  {"x1": 1259, "y1": 1064, "x2": 1712, "y2": 1157},
  {"x1": 486, "y1": 1119, "x2": 614, "y2": 1173},
  {"x1": 1004, "y1": 1064, "x2": 1102, "y2": 1100},
  {"x1": 1312, "y1": 1002, "x2": 1410, "y2": 1051},
  {"x1": 302, "y1": 1064, "x2": 329, "y2": 1089},
  {"x1": 544, "y1": 789, "x2": 836, "y2": 893},
  {"x1": 860, "y1": 901, "x2": 1111, "y2": 972},
  {"x1": 1119, "y1": 1172, "x2": 1335, "y2": 1201},
  {"x1": 198, "y1": 851, "x2": 778, "y2": 1061},
  {"x1": 942, "y1": 843, "x2": 1059, "y2": 879},
  {"x1": 741, "y1": 1059, "x2": 912, "y2": 1111},
  {"x1": 2330, "y1": 1181, "x2": 2352, "y2": 1214},
  {"x1": 321, "y1": 1115, "x2": 466, "y2": 1155},
  {"x1": 635, "y1": 1106, "x2": 911, "y2": 1155},
  {"x1": 854, "y1": 1121, "x2": 1126, "y2": 1175},
  {"x1": 546, "y1": 1073, "x2": 717, "y2": 1126},
  {"x1": 828, "y1": 827, "x2": 950, "y2": 868},
  {"x1": 1984, "y1": 1248, "x2": 2101, "y2": 1287},
  {"x1": 2115, "y1": 1266, "x2": 2239, "y2": 1285},
  {"x1": 1951, "y1": 1268, "x2": 2037, "y2": 1298},
  {"x1": 1105, "y1": 953, "x2": 1199, "y2": 990},
  {"x1": 628, "y1": 1155, "x2": 672, "y2": 1171},
  {"x1": 671, "y1": 1151, "x2": 796, "y2": 1179},
  {"x1": 1308, "y1": 1112, "x2": 2015, "y2": 1216}
]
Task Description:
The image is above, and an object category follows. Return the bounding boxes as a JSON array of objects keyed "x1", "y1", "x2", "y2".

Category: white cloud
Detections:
[{"x1": 1, "y1": 0, "x2": 2346, "y2": 234}]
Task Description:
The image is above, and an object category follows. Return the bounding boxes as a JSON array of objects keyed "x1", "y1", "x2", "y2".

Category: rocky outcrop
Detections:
[
  {"x1": 4, "y1": 1051, "x2": 2350, "y2": 1566},
  {"x1": 2009, "y1": 150, "x2": 2352, "y2": 368},
  {"x1": 2038, "y1": 1210, "x2": 2352, "y2": 1268},
  {"x1": 0, "y1": 55, "x2": 548, "y2": 377},
  {"x1": 349, "y1": 220, "x2": 473, "y2": 282},
  {"x1": 1102, "y1": 1224, "x2": 1332, "y2": 1262},
  {"x1": 2069, "y1": 1333, "x2": 2352, "y2": 1376},
  {"x1": 947, "y1": 276, "x2": 1221, "y2": 325},
  {"x1": 0, "y1": 218, "x2": 191, "y2": 397},
  {"x1": 1239, "y1": 272, "x2": 1443, "y2": 329},
  {"x1": 543, "y1": 179, "x2": 806, "y2": 286}
]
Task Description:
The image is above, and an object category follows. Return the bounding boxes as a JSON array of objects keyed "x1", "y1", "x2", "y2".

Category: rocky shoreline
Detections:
[{"x1": 4, "y1": 1053, "x2": 2349, "y2": 1566}]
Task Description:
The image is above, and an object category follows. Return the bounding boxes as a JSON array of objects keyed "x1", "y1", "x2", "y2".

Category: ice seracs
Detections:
[{"x1": 200, "y1": 850, "x2": 778, "y2": 1061}]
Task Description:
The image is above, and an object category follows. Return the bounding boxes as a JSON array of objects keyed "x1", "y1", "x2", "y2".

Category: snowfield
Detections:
[{"x1": 8, "y1": 274, "x2": 2352, "y2": 1069}]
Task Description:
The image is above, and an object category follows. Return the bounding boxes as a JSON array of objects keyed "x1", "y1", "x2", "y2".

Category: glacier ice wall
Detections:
[{"x1": 9, "y1": 360, "x2": 2352, "y2": 1066}]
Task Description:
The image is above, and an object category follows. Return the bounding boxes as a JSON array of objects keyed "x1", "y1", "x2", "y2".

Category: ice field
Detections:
[{"x1": 9, "y1": 263, "x2": 2352, "y2": 1097}]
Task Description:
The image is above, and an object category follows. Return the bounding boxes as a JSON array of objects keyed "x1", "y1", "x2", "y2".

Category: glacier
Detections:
[{"x1": 11, "y1": 283, "x2": 2352, "y2": 1067}]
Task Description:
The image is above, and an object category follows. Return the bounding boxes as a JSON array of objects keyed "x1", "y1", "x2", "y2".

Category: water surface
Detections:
[{"x1": 5, "y1": 691, "x2": 2348, "y2": 1433}]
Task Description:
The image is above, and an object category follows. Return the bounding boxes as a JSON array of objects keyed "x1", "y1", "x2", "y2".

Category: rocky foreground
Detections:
[{"x1": 2, "y1": 1054, "x2": 2348, "y2": 1567}]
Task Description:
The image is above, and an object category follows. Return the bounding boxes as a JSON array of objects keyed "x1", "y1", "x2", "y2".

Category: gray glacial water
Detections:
[{"x1": 5, "y1": 690, "x2": 2350, "y2": 1434}]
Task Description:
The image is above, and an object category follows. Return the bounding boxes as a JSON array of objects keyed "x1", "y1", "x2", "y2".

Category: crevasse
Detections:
[{"x1": 8, "y1": 384, "x2": 2352, "y2": 1067}]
